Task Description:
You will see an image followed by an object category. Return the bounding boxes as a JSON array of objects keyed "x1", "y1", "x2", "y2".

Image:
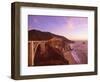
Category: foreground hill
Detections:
[{"x1": 28, "y1": 29, "x2": 75, "y2": 66}]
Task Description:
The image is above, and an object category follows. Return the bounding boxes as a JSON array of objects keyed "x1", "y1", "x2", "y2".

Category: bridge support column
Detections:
[
  {"x1": 28, "y1": 41, "x2": 35, "y2": 66},
  {"x1": 28, "y1": 41, "x2": 47, "y2": 66}
]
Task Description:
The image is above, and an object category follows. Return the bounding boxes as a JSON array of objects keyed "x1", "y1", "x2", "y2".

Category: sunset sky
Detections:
[{"x1": 28, "y1": 15, "x2": 88, "y2": 40}]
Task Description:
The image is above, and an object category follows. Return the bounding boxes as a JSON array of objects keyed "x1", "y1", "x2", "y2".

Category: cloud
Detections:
[{"x1": 65, "y1": 18, "x2": 75, "y2": 31}]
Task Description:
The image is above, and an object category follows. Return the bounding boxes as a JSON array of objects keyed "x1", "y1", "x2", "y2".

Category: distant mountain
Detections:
[{"x1": 28, "y1": 29, "x2": 74, "y2": 43}]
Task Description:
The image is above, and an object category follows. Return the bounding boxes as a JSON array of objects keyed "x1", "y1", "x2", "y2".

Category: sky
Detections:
[{"x1": 28, "y1": 15, "x2": 88, "y2": 40}]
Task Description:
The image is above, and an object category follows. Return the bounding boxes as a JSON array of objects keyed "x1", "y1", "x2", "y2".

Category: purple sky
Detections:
[{"x1": 28, "y1": 15, "x2": 88, "y2": 40}]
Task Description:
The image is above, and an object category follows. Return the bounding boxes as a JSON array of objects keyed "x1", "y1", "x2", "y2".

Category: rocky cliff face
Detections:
[{"x1": 34, "y1": 42, "x2": 69, "y2": 66}]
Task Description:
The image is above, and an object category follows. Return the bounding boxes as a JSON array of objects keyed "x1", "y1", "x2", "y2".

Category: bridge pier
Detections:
[
  {"x1": 28, "y1": 41, "x2": 34, "y2": 66},
  {"x1": 28, "y1": 41, "x2": 47, "y2": 66}
]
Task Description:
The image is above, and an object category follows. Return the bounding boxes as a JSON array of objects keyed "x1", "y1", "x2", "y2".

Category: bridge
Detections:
[
  {"x1": 28, "y1": 40, "x2": 48, "y2": 66},
  {"x1": 28, "y1": 38, "x2": 78, "y2": 66}
]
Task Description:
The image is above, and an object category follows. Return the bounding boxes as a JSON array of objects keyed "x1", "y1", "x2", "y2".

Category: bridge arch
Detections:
[{"x1": 28, "y1": 41, "x2": 47, "y2": 66}]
